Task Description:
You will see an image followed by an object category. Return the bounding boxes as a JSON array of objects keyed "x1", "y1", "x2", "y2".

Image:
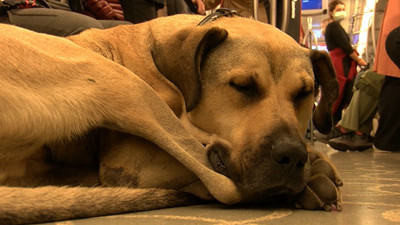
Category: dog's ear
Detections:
[
  {"x1": 151, "y1": 27, "x2": 228, "y2": 112},
  {"x1": 309, "y1": 50, "x2": 339, "y2": 134}
]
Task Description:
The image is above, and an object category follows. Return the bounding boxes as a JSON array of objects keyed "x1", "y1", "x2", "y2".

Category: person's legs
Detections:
[
  {"x1": 374, "y1": 26, "x2": 400, "y2": 151},
  {"x1": 119, "y1": 0, "x2": 157, "y2": 24},
  {"x1": 338, "y1": 88, "x2": 378, "y2": 135},
  {"x1": 329, "y1": 89, "x2": 377, "y2": 151},
  {"x1": 374, "y1": 76, "x2": 400, "y2": 151},
  {"x1": 329, "y1": 70, "x2": 384, "y2": 151},
  {"x1": 166, "y1": 0, "x2": 196, "y2": 15},
  {"x1": 222, "y1": 0, "x2": 253, "y2": 18},
  {"x1": 98, "y1": 19, "x2": 131, "y2": 29},
  {"x1": 5, "y1": 8, "x2": 104, "y2": 36}
]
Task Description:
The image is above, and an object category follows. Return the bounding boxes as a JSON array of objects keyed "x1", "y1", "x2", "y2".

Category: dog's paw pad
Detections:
[
  {"x1": 295, "y1": 186, "x2": 323, "y2": 210},
  {"x1": 308, "y1": 174, "x2": 340, "y2": 204},
  {"x1": 311, "y1": 159, "x2": 343, "y2": 187},
  {"x1": 295, "y1": 172, "x2": 342, "y2": 211}
]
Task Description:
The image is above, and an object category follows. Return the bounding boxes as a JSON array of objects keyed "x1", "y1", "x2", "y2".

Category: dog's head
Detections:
[{"x1": 152, "y1": 16, "x2": 338, "y2": 200}]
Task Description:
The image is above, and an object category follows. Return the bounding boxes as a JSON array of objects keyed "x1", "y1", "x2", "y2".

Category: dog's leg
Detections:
[
  {"x1": 180, "y1": 112, "x2": 214, "y2": 145},
  {"x1": 98, "y1": 131, "x2": 215, "y2": 200},
  {"x1": 0, "y1": 186, "x2": 200, "y2": 225},
  {"x1": 98, "y1": 131, "x2": 197, "y2": 188},
  {"x1": 0, "y1": 58, "x2": 240, "y2": 205}
]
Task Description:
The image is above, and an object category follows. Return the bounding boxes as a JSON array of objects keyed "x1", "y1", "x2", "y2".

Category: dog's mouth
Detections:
[
  {"x1": 206, "y1": 139, "x2": 310, "y2": 200},
  {"x1": 208, "y1": 144, "x2": 308, "y2": 199},
  {"x1": 208, "y1": 147, "x2": 230, "y2": 178}
]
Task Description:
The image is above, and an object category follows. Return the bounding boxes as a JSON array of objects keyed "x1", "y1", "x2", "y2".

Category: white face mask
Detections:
[{"x1": 333, "y1": 11, "x2": 347, "y2": 21}]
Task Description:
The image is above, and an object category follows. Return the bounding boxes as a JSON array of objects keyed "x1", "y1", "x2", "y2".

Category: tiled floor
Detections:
[{"x1": 43, "y1": 142, "x2": 400, "y2": 225}]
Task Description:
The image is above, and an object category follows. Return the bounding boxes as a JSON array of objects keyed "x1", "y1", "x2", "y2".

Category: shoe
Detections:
[
  {"x1": 373, "y1": 144, "x2": 400, "y2": 152},
  {"x1": 314, "y1": 126, "x2": 345, "y2": 144},
  {"x1": 328, "y1": 133, "x2": 373, "y2": 151}
]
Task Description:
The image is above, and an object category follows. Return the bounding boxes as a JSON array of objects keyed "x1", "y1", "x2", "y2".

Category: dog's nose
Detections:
[{"x1": 270, "y1": 140, "x2": 308, "y2": 170}]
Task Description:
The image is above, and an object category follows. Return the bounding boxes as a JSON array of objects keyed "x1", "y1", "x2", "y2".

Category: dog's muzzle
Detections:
[{"x1": 207, "y1": 127, "x2": 310, "y2": 199}]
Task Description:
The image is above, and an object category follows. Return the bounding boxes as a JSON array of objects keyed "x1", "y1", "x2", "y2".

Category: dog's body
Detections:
[{"x1": 0, "y1": 14, "x2": 341, "y2": 224}]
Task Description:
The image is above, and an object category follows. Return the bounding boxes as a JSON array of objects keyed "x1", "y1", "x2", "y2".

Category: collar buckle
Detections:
[{"x1": 197, "y1": 8, "x2": 238, "y2": 26}]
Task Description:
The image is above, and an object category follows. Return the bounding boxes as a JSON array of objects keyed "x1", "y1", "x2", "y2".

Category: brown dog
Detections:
[{"x1": 0, "y1": 13, "x2": 341, "y2": 224}]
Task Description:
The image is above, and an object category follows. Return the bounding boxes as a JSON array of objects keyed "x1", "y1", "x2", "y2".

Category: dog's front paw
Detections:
[{"x1": 295, "y1": 151, "x2": 343, "y2": 211}]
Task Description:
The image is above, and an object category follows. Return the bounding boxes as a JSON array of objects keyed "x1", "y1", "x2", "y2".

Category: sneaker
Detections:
[
  {"x1": 373, "y1": 144, "x2": 400, "y2": 152},
  {"x1": 328, "y1": 133, "x2": 373, "y2": 151},
  {"x1": 314, "y1": 126, "x2": 345, "y2": 144}
]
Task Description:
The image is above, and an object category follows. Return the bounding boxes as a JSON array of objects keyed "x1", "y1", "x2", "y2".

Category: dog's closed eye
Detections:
[
  {"x1": 292, "y1": 81, "x2": 314, "y2": 107},
  {"x1": 293, "y1": 90, "x2": 313, "y2": 102},
  {"x1": 229, "y1": 76, "x2": 259, "y2": 97}
]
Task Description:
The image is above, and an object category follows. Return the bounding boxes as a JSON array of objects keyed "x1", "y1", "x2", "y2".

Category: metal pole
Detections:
[
  {"x1": 253, "y1": 0, "x2": 258, "y2": 20},
  {"x1": 269, "y1": 0, "x2": 276, "y2": 27}
]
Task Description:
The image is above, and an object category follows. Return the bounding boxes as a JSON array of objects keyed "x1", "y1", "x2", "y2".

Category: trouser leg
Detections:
[
  {"x1": 338, "y1": 89, "x2": 378, "y2": 135},
  {"x1": 119, "y1": 0, "x2": 158, "y2": 24},
  {"x1": 374, "y1": 76, "x2": 400, "y2": 151},
  {"x1": 5, "y1": 8, "x2": 104, "y2": 36}
]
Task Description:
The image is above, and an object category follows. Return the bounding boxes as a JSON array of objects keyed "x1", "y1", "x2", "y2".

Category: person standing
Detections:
[
  {"x1": 373, "y1": 0, "x2": 400, "y2": 151},
  {"x1": 324, "y1": 0, "x2": 367, "y2": 125}
]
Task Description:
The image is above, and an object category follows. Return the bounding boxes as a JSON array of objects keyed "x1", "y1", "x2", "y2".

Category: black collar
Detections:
[{"x1": 197, "y1": 8, "x2": 238, "y2": 26}]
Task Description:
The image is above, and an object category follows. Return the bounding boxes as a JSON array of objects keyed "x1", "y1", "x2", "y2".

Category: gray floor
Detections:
[{"x1": 43, "y1": 142, "x2": 400, "y2": 225}]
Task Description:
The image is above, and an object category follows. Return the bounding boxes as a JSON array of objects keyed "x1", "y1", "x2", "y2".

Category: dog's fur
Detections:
[{"x1": 0, "y1": 15, "x2": 342, "y2": 224}]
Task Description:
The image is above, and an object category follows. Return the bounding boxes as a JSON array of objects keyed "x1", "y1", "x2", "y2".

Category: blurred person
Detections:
[
  {"x1": 166, "y1": 0, "x2": 205, "y2": 15},
  {"x1": 324, "y1": 0, "x2": 367, "y2": 124},
  {"x1": 328, "y1": 69, "x2": 384, "y2": 151},
  {"x1": 83, "y1": 0, "x2": 125, "y2": 20},
  {"x1": 121, "y1": 0, "x2": 206, "y2": 25},
  {"x1": 0, "y1": 0, "x2": 130, "y2": 36},
  {"x1": 315, "y1": 0, "x2": 367, "y2": 143},
  {"x1": 204, "y1": 0, "x2": 268, "y2": 23},
  {"x1": 373, "y1": 0, "x2": 400, "y2": 151},
  {"x1": 119, "y1": 0, "x2": 164, "y2": 24}
]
